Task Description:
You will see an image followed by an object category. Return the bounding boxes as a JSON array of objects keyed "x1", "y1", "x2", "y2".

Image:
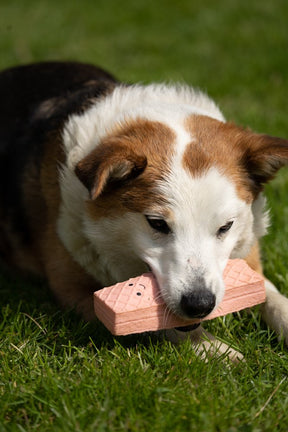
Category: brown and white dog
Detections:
[{"x1": 1, "y1": 61, "x2": 288, "y2": 358}]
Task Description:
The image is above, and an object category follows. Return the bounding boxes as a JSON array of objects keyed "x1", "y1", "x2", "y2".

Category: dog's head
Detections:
[{"x1": 75, "y1": 114, "x2": 288, "y2": 319}]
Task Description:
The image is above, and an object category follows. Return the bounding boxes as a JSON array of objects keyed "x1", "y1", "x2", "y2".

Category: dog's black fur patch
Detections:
[{"x1": 0, "y1": 61, "x2": 118, "y2": 249}]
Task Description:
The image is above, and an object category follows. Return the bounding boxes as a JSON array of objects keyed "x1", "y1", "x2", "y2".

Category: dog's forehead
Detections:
[
  {"x1": 155, "y1": 114, "x2": 252, "y2": 223},
  {"x1": 162, "y1": 165, "x2": 246, "y2": 225},
  {"x1": 180, "y1": 115, "x2": 254, "y2": 203}
]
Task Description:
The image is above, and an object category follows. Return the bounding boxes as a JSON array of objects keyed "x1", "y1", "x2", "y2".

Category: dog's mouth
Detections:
[{"x1": 174, "y1": 323, "x2": 200, "y2": 332}]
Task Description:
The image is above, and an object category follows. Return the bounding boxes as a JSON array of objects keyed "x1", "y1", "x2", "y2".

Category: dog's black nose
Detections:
[{"x1": 180, "y1": 290, "x2": 216, "y2": 319}]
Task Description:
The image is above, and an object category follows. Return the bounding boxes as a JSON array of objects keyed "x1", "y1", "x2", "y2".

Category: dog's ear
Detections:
[
  {"x1": 75, "y1": 141, "x2": 147, "y2": 199},
  {"x1": 241, "y1": 133, "x2": 288, "y2": 194}
]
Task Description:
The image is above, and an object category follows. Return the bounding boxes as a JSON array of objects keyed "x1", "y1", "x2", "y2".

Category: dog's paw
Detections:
[
  {"x1": 165, "y1": 325, "x2": 244, "y2": 363},
  {"x1": 261, "y1": 290, "x2": 288, "y2": 345}
]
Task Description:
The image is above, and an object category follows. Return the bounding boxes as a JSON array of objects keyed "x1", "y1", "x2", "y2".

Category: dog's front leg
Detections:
[
  {"x1": 165, "y1": 325, "x2": 244, "y2": 362},
  {"x1": 261, "y1": 278, "x2": 288, "y2": 345}
]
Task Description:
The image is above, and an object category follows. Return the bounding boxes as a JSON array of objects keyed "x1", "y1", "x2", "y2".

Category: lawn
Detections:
[{"x1": 1, "y1": 0, "x2": 288, "y2": 430}]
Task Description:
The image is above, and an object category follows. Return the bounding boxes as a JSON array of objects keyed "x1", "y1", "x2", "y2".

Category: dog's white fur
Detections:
[{"x1": 58, "y1": 83, "x2": 288, "y2": 360}]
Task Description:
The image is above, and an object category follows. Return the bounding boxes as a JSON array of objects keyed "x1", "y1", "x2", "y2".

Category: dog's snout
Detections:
[{"x1": 180, "y1": 289, "x2": 216, "y2": 319}]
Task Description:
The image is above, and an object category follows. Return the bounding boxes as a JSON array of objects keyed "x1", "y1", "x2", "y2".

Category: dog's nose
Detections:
[{"x1": 180, "y1": 289, "x2": 216, "y2": 319}]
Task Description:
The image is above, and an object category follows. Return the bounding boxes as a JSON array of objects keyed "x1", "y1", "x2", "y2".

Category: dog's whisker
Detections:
[
  {"x1": 154, "y1": 292, "x2": 164, "y2": 303},
  {"x1": 163, "y1": 305, "x2": 169, "y2": 328}
]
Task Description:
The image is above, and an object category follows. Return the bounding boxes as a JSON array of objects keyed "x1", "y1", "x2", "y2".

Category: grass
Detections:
[{"x1": 1, "y1": 0, "x2": 288, "y2": 430}]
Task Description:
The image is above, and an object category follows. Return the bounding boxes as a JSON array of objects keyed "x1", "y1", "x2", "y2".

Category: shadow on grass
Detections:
[{"x1": 0, "y1": 263, "x2": 157, "y2": 352}]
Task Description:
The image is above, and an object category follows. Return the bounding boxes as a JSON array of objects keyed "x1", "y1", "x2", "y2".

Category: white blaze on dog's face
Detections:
[
  {"x1": 74, "y1": 114, "x2": 288, "y2": 320},
  {"x1": 137, "y1": 168, "x2": 254, "y2": 318}
]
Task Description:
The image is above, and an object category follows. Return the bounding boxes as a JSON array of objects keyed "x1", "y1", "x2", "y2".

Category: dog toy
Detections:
[{"x1": 93, "y1": 259, "x2": 265, "y2": 335}]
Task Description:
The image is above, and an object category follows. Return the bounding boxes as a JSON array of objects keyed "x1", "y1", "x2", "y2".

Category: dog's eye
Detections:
[
  {"x1": 145, "y1": 216, "x2": 171, "y2": 235},
  {"x1": 217, "y1": 221, "x2": 234, "y2": 237}
]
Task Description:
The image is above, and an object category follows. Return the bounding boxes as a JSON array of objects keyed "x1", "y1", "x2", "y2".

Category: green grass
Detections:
[{"x1": 1, "y1": 0, "x2": 288, "y2": 430}]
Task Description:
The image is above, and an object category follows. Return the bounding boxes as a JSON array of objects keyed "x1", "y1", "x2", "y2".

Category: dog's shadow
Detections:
[{"x1": 0, "y1": 265, "x2": 154, "y2": 353}]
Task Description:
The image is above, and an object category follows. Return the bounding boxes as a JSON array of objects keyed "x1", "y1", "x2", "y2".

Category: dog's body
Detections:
[{"x1": 1, "y1": 61, "x2": 288, "y2": 357}]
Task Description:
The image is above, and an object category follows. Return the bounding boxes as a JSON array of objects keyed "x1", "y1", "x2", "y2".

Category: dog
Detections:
[{"x1": 1, "y1": 61, "x2": 288, "y2": 359}]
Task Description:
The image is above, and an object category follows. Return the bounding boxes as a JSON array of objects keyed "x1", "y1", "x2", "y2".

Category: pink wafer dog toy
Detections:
[{"x1": 94, "y1": 259, "x2": 265, "y2": 336}]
